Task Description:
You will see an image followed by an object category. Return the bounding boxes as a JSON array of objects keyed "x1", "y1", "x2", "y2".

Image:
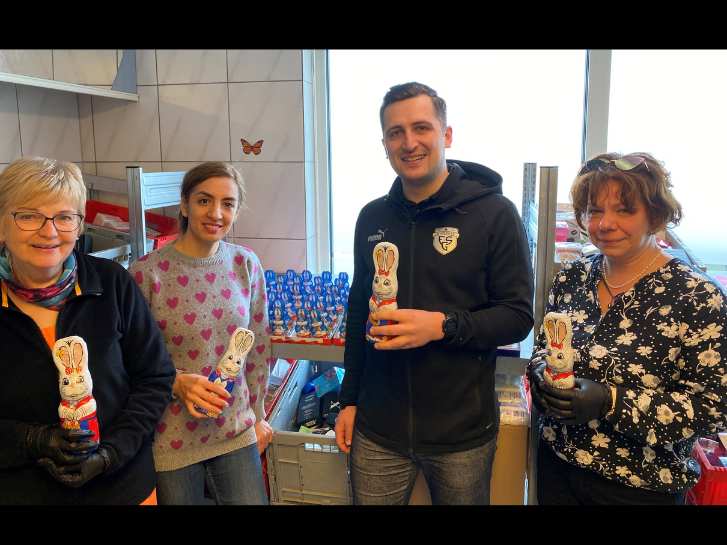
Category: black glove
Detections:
[
  {"x1": 542, "y1": 377, "x2": 612, "y2": 426},
  {"x1": 38, "y1": 447, "x2": 111, "y2": 488},
  {"x1": 527, "y1": 360, "x2": 551, "y2": 415},
  {"x1": 25, "y1": 424, "x2": 98, "y2": 465}
]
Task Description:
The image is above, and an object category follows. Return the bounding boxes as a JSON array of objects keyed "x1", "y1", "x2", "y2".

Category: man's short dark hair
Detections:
[{"x1": 379, "y1": 82, "x2": 447, "y2": 130}]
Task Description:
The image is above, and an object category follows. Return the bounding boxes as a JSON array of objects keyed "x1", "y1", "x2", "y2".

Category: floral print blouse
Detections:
[{"x1": 531, "y1": 255, "x2": 727, "y2": 494}]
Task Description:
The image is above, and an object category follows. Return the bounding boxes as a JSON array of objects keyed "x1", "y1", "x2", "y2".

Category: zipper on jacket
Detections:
[{"x1": 407, "y1": 218, "x2": 416, "y2": 456}]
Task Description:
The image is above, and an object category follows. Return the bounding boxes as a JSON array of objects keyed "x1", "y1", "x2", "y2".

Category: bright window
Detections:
[
  {"x1": 608, "y1": 50, "x2": 727, "y2": 271},
  {"x1": 328, "y1": 50, "x2": 587, "y2": 275}
]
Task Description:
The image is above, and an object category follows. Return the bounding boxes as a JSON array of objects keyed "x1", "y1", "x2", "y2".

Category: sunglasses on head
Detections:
[{"x1": 578, "y1": 154, "x2": 649, "y2": 176}]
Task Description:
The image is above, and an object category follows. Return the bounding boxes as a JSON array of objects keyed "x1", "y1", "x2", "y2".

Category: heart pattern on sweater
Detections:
[
  {"x1": 246, "y1": 362, "x2": 255, "y2": 373},
  {"x1": 152, "y1": 281, "x2": 161, "y2": 294},
  {"x1": 200, "y1": 435, "x2": 210, "y2": 443},
  {"x1": 253, "y1": 312, "x2": 263, "y2": 323},
  {"x1": 235, "y1": 254, "x2": 244, "y2": 266},
  {"x1": 221, "y1": 289, "x2": 232, "y2": 299},
  {"x1": 255, "y1": 344, "x2": 265, "y2": 354},
  {"x1": 137, "y1": 254, "x2": 149, "y2": 262},
  {"x1": 158, "y1": 260, "x2": 170, "y2": 272},
  {"x1": 212, "y1": 308, "x2": 223, "y2": 320},
  {"x1": 195, "y1": 292, "x2": 207, "y2": 303},
  {"x1": 200, "y1": 329, "x2": 212, "y2": 341},
  {"x1": 245, "y1": 418, "x2": 253, "y2": 428},
  {"x1": 184, "y1": 312, "x2": 197, "y2": 325},
  {"x1": 227, "y1": 324, "x2": 237, "y2": 335},
  {"x1": 250, "y1": 394, "x2": 258, "y2": 405},
  {"x1": 172, "y1": 335, "x2": 183, "y2": 346},
  {"x1": 201, "y1": 365, "x2": 212, "y2": 376},
  {"x1": 170, "y1": 439, "x2": 183, "y2": 449},
  {"x1": 177, "y1": 275, "x2": 189, "y2": 287},
  {"x1": 185, "y1": 421, "x2": 199, "y2": 432},
  {"x1": 205, "y1": 272, "x2": 216, "y2": 284},
  {"x1": 156, "y1": 422, "x2": 167, "y2": 433},
  {"x1": 157, "y1": 320, "x2": 167, "y2": 330},
  {"x1": 167, "y1": 297, "x2": 179, "y2": 309},
  {"x1": 170, "y1": 403, "x2": 182, "y2": 415},
  {"x1": 134, "y1": 271, "x2": 143, "y2": 284},
  {"x1": 237, "y1": 306, "x2": 246, "y2": 317},
  {"x1": 215, "y1": 416, "x2": 226, "y2": 427},
  {"x1": 215, "y1": 345, "x2": 225, "y2": 356},
  {"x1": 228, "y1": 271, "x2": 237, "y2": 281},
  {"x1": 187, "y1": 350, "x2": 199, "y2": 360},
  {"x1": 226, "y1": 431, "x2": 237, "y2": 439},
  {"x1": 242, "y1": 288, "x2": 250, "y2": 297},
  {"x1": 227, "y1": 396, "x2": 235, "y2": 406}
]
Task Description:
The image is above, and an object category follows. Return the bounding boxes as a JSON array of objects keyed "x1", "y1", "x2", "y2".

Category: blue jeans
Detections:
[
  {"x1": 156, "y1": 444, "x2": 268, "y2": 505},
  {"x1": 349, "y1": 429, "x2": 498, "y2": 505}
]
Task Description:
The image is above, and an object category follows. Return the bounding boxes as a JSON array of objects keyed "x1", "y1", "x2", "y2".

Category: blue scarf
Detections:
[{"x1": 0, "y1": 247, "x2": 78, "y2": 310}]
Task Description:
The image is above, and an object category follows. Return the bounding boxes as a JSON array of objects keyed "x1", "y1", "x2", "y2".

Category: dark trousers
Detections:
[{"x1": 537, "y1": 442, "x2": 684, "y2": 505}]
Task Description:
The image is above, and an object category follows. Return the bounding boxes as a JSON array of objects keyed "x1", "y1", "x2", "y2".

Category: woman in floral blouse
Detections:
[{"x1": 529, "y1": 152, "x2": 727, "y2": 505}]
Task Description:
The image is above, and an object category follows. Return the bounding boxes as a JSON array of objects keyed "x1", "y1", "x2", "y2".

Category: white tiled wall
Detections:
[
  {"x1": 52, "y1": 50, "x2": 118, "y2": 86},
  {"x1": 16, "y1": 85, "x2": 81, "y2": 162},
  {"x1": 0, "y1": 50, "x2": 53, "y2": 79},
  {"x1": 0, "y1": 82, "x2": 21, "y2": 162},
  {"x1": 0, "y1": 49, "x2": 311, "y2": 272}
]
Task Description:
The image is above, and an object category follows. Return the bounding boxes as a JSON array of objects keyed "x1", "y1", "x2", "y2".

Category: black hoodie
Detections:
[{"x1": 340, "y1": 160, "x2": 534, "y2": 455}]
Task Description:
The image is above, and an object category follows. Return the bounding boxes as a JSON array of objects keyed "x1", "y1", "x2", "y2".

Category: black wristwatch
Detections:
[{"x1": 441, "y1": 312, "x2": 458, "y2": 341}]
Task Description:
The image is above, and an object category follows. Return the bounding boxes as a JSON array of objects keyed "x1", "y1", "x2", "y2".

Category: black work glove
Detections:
[
  {"x1": 527, "y1": 360, "x2": 551, "y2": 415},
  {"x1": 542, "y1": 377, "x2": 612, "y2": 426},
  {"x1": 25, "y1": 424, "x2": 98, "y2": 465},
  {"x1": 38, "y1": 447, "x2": 111, "y2": 488}
]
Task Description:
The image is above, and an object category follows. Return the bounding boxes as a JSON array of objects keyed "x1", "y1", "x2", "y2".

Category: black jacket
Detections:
[
  {"x1": 0, "y1": 251, "x2": 175, "y2": 505},
  {"x1": 340, "y1": 160, "x2": 534, "y2": 454}
]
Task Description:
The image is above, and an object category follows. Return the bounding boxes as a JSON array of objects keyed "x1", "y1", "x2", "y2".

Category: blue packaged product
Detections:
[
  {"x1": 312, "y1": 366, "x2": 345, "y2": 398},
  {"x1": 321, "y1": 271, "x2": 332, "y2": 285},
  {"x1": 265, "y1": 269, "x2": 277, "y2": 284}
]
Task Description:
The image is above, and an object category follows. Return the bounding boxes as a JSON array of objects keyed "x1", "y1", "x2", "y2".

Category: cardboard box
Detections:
[{"x1": 490, "y1": 424, "x2": 529, "y2": 505}]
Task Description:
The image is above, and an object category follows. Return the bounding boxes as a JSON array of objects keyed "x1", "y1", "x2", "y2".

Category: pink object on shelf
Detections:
[{"x1": 554, "y1": 221, "x2": 569, "y2": 242}]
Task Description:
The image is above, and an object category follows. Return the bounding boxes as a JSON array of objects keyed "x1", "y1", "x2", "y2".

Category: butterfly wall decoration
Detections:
[{"x1": 241, "y1": 138, "x2": 264, "y2": 156}]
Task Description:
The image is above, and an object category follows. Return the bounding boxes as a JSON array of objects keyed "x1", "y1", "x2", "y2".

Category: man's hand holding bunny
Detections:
[
  {"x1": 369, "y1": 309, "x2": 446, "y2": 350},
  {"x1": 25, "y1": 424, "x2": 98, "y2": 466},
  {"x1": 541, "y1": 378, "x2": 615, "y2": 426}
]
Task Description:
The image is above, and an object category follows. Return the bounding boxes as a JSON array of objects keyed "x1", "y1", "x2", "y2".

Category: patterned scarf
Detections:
[{"x1": 0, "y1": 247, "x2": 78, "y2": 311}]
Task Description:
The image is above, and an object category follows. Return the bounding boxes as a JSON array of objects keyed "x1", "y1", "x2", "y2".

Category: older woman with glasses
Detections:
[
  {"x1": 0, "y1": 157, "x2": 175, "y2": 505},
  {"x1": 528, "y1": 152, "x2": 727, "y2": 505}
]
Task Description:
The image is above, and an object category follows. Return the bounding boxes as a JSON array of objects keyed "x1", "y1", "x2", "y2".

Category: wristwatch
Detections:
[{"x1": 441, "y1": 312, "x2": 458, "y2": 341}]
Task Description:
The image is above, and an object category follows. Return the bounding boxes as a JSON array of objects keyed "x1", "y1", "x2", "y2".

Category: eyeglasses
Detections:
[
  {"x1": 11, "y1": 211, "x2": 84, "y2": 232},
  {"x1": 578, "y1": 154, "x2": 649, "y2": 176}
]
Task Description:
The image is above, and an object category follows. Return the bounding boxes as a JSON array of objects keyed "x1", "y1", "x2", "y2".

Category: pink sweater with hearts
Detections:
[{"x1": 129, "y1": 241, "x2": 271, "y2": 472}]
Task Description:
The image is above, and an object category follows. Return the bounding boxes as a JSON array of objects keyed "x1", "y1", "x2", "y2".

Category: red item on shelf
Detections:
[
  {"x1": 85, "y1": 200, "x2": 179, "y2": 250},
  {"x1": 685, "y1": 438, "x2": 727, "y2": 505}
]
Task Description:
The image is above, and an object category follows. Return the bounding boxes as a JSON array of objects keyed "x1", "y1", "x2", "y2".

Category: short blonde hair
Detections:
[{"x1": 0, "y1": 157, "x2": 86, "y2": 218}]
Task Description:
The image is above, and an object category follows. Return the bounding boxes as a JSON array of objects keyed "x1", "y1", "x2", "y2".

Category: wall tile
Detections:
[
  {"x1": 159, "y1": 83, "x2": 230, "y2": 162},
  {"x1": 92, "y1": 86, "x2": 161, "y2": 162},
  {"x1": 77, "y1": 95, "x2": 95, "y2": 163},
  {"x1": 96, "y1": 161, "x2": 163, "y2": 180},
  {"x1": 117, "y1": 49, "x2": 157, "y2": 86},
  {"x1": 229, "y1": 238, "x2": 307, "y2": 272},
  {"x1": 231, "y1": 162, "x2": 305, "y2": 239},
  {"x1": 156, "y1": 50, "x2": 227, "y2": 84},
  {"x1": 17, "y1": 86, "x2": 81, "y2": 162},
  {"x1": 229, "y1": 81, "x2": 303, "y2": 162},
  {"x1": 0, "y1": 82, "x2": 21, "y2": 163},
  {"x1": 79, "y1": 162, "x2": 97, "y2": 176},
  {"x1": 161, "y1": 161, "x2": 201, "y2": 173},
  {"x1": 227, "y1": 50, "x2": 302, "y2": 82},
  {"x1": 0, "y1": 50, "x2": 53, "y2": 79},
  {"x1": 53, "y1": 50, "x2": 118, "y2": 86}
]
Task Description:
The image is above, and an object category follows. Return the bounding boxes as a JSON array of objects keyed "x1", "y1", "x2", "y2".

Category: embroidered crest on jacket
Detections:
[{"x1": 433, "y1": 227, "x2": 459, "y2": 255}]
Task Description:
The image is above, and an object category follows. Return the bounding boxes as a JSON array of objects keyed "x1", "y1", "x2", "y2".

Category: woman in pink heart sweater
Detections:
[{"x1": 130, "y1": 162, "x2": 273, "y2": 505}]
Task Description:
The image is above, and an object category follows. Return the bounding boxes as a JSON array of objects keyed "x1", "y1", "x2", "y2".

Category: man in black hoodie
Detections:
[{"x1": 334, "y1": 82, "x2": 534, "y2": 505}]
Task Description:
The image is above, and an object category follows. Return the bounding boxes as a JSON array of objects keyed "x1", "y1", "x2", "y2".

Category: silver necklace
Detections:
[{"x1": 602, "y1": 250, "x2": 662, "y2": 290}]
